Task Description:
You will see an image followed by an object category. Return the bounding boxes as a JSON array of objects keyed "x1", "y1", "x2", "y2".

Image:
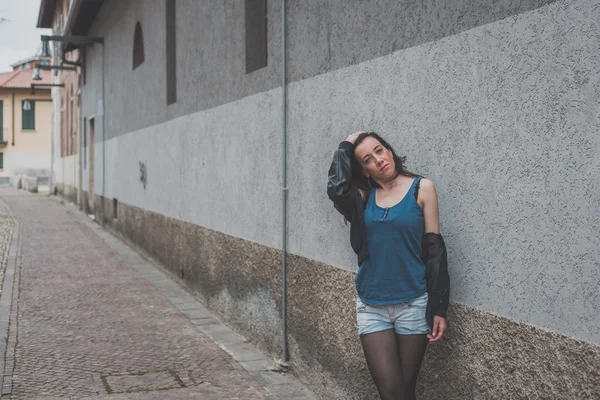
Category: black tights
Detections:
[{"x1": 360, "y1": 329, "x2": 429, "y2": 400}]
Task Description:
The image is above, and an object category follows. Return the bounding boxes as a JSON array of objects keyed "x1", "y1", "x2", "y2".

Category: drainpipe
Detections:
[
  {"x1": 101, "y1": 40, "x2": 106, "y2": 217},
  {"x1": 11, "y1": 92, "x2": 15, "y2": 146},
  {"x1": 50, "y1": 94, "x2": 54, "y2": 193},
  {"x1": 73, "y1": 98, "x2": 76, "y2": 200},
  {"x1": 281, "y1": 0, "x2": 288, "y2": 364},
  {"x1": 77, "y1": 88, "x2": 82, "y2": 208}
]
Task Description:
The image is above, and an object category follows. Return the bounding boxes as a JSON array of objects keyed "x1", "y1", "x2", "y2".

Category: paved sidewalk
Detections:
[{"x1": 0, "y1": 188, "x2": 317, "y2": 399}]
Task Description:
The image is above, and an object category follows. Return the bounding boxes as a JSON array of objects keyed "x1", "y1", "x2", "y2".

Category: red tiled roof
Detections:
[
  {"x1": 0, "y1": 71, "x2": 19, "y2": 86},
  {"x1": 0, "y1": 69, "x2": 52, "y2": 89}
]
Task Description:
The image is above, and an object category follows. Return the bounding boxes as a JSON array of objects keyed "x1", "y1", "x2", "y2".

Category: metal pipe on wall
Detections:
[
  {"x1": 79, "y1": 50, "x2": 84, "y2": 210},
  {"x1": 11, "y1": 92, "x2": 15, "y2": 146},
  {"x1": 50, "y1": 93, "x2": 54, "y2": 193},
  {"x1": 77, "y1": 86, "x2": 82, "y2": 207},
  {"x1": 102, "y1": 42, "x2": 105, "y2": 206},
  {"x1": 281, "y1": 0, "x2": 288, "y2": 364},
  {"x1": 73, "y1": 97, "x2": 76, "y2": 200}
]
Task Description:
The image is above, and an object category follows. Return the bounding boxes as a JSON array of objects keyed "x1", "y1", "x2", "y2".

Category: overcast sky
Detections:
[{"x1": 0, "y1": 0, "x2": 51, "y2": 72}]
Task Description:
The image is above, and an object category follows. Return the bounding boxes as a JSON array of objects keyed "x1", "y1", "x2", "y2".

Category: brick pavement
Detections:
[
  {"x1": 0, "y1": 189, "x2": 317, "y2": 400},
  {"x1": 0, "y1": 204, "x2": 13, "y2": 295}
]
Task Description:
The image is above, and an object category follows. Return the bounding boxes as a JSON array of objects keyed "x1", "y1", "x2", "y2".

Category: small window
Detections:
[
  {"x1": 166, "y1": 0, "x2": 177, "y2": 105},
  {"x1": 245, "y1": 0, "x2": 268, "y2": 73},
  {"x1": 22, "y1": 100, "x2": 35, "y2": 130},
  {"x1": 133, "y1": 22, "x2": 145, "y2": 69}
]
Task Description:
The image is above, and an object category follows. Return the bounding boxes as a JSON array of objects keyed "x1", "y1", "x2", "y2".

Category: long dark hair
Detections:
[{"x1": 351, "y1": 132, "x2": 420, "y2": 190}]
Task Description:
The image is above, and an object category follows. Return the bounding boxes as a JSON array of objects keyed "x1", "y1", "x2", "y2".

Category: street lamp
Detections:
[
  {"x1": 30, "y1": 83, "x2": 65, "y2": 95},
  {"x1": 41, "y1": 34, "x2": 103, "y2": 49},
  {"x1": 32, "y1": 67, "x2": 43, "y2": 80},
  {"x1": 34, "y1": 63, "x2": 78, "y2": 79},
  {"x1": 35, "y1": 64, "x2": 77, "y2": 71}
]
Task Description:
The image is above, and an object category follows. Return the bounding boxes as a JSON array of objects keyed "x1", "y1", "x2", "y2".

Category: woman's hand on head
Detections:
[
  {"x1": 345, "y1": 131, "x2": 366, "y2": 145},
  {"x1": 427, "y1": 316, "x2": 447, "y2": 342}
]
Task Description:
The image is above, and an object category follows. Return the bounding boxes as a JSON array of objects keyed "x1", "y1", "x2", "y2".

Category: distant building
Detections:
[
  {"x1": 0, "y1": 56, "x2": 52, "y2": 179},
  {"x1": 36, "y1": 0, "x2": 82, "y2": 202},
  {"x1": 10, "y1": 55, "x2": 52, "y2": 71}
]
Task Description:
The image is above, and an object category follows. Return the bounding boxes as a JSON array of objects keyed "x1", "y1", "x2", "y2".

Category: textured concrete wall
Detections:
[
  {"x1": 53, "y1": 155, "x2": 77, "y2": 188},
  {"x1": 289, "y1": 0, "x2": 600, "y2": 344},
  {"x1": 100, "y1": 88, "x2": 283, "y2": 247},
  {"x1": 4, "y1": 152, "x2": 51, "y2": 177},
  {"x1": 99, "y1": 201, "x2": 600, "y2": 400},
  {"x1": 285, "y1": 0, "x2": 558, "y2": 82},
  {"x1": 70, "y1": 0, "x2": 600, "y2": 397},
  {"x1": 79, "y1": 0, "x2": 559, "y2": 138},
  {"x1": 57, "y1": 183, "x2": 78, "y2": 204},
  {"x1": 82, "y1": 0, "x2": 282, "y2": 140},
  {"x1": 80, "y1": 20, "x2": 106, "y2": 198},
  {"x1": 82, "y1": 0, "x2": 600, "y2": 344}
]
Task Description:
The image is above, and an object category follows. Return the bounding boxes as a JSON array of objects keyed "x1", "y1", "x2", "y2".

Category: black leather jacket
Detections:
[{"x1": 327, "y1": 140, "x2": 450, "y2": 328}]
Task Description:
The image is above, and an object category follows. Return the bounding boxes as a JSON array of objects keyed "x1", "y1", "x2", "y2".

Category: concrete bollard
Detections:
[
  {"x1": 21, "y1": 176, "x2": 38, "y2": 193},
  {"x1": 9, "y1": 175, "x2": 22, "y2": 189}
]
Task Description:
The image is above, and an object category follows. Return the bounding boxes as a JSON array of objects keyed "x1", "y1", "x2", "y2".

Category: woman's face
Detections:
[{"x1": 354, "y1": 136, "x2": 396, "y2": 181}]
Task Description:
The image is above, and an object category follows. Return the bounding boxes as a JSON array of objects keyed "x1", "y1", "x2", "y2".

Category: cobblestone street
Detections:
[{"x1": 0, "y1": 188, "x2": 316, "y2": 400}]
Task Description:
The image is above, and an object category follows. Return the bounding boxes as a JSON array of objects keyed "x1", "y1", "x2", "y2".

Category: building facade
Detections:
[
  {"x1": 10, "y1": 55, "x2": 52, "y2": 71},
  {"x1": 0, "y1": 59, "x2": 52, "y2": 180},
  {"x1": 37, "y1": 0, "x2": 83, "y2": 203},
  {"x1": 39, "y1": 0, "x2": 600, "y2": 399}
]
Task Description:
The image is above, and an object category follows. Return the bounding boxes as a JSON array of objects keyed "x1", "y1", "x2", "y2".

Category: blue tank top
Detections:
[{"x1": 355, "y1": 177, "x2": 427, "y2": 304}]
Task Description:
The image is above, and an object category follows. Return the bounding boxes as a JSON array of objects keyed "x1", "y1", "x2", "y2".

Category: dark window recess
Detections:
[
  {"x1": 133, "y1": 22, "x2": 145, "y2": 69},
  {"x1": 0, "y1": 153, "x2": 3, "y2": 170},
  {"x1": 166, "y1": 0, "x2": 177, "y2": 105},
  {"x1": 113, "y1": 198, "x2": 118, "y2": 219},
  {"x1": 83, "y1": 117, "x2": 87, "y2": 168},
  {"x1": 0, "y1": 100, "x2": 3, "y2": 141},
  {"x1": 22, "y1": 100, "x2": 35, "y2": 130},
  {"x1": 245, "y1": 0, "x2": 268, "y2": 73}
]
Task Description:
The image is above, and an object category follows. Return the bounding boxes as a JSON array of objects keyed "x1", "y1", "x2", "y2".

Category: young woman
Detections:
[{"x1": 327, "y1": 131, "x2": 450, "y2": 400}]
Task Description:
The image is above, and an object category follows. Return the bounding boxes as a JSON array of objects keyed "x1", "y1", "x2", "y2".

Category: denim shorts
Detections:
[{"x1": 356, "y1": 291, "x2": 431, "y2": 336}]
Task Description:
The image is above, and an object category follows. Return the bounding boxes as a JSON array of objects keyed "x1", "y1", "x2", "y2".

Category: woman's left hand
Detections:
[{"x1": 427, "y1": 316, "x2": 447, "y2": 342}]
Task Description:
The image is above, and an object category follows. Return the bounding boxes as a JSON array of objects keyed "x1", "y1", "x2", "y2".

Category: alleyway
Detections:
[{"x1": 0, "y1": 188, "x2": 316, "y2": 399}]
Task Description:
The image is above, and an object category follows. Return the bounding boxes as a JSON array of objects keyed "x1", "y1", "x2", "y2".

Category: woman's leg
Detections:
[
  {"x1": 360, "y1": 329, "x2": 406, "y2": 400},
  {"x1": 395, "y1": 334, "x2": 429, "y2": 400}
]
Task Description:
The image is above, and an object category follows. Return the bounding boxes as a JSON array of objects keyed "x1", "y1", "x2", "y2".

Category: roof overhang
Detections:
[
  {"x1": 63, "y1": 0, "x2": 105, "y2": 52},
  {"x1": 37, "y1": 0, "x2": 58, "y2": 28}
]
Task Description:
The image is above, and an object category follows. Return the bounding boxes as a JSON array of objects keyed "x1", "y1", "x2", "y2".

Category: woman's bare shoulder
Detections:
[
  {"x1": 417, "y1": 178, "x2": 437, "y2": 208},
  {"x1": 418, "y1": 178, "x2": 436, "y2": 190}
]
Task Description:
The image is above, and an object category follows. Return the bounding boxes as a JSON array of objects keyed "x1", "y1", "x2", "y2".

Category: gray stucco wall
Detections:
[
  {"x1": 83, "y1": 0, "x2": 283, "y2": 140},
  {"x1": 288, "y1": 0, "x2": 600, "y2": 343},
  {"x1": 76, "y1": 0, "x2": 600, "y2": 345},
  {"x1": 80, "y1": 26, "x2": 105, "y2": 196},
  {"x1": 286, "y1": 0, "x2": 558, "y2": 81},
  {"x1": 102, "y1": 89, "x2": 284, "y2": 249},
  {"x1": 81, "y1": 0, "x2": 560, "y2": 140}
]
